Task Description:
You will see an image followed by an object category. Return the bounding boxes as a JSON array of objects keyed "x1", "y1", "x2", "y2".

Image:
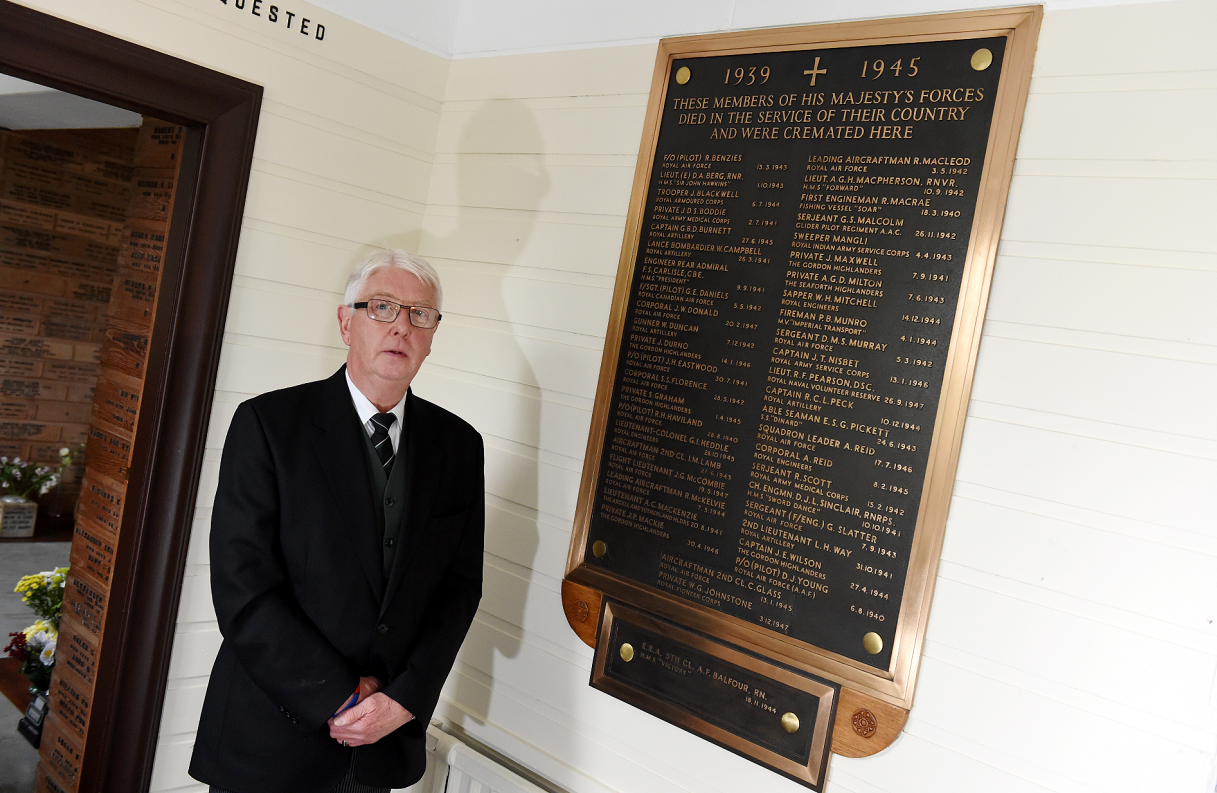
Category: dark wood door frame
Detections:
[{"x1": 0, "y1": 3, "x2": 262, "y2": 790}]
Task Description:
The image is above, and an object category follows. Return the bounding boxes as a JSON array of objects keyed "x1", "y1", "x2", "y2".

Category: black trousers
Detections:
[{"x1": 209, "y1": 749, "x2": 390, "y2": 793}]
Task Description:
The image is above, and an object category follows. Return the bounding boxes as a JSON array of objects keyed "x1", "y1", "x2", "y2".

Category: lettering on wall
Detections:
[{"x1": 217, "y1": 0, "x2": 327, "y2": 41}]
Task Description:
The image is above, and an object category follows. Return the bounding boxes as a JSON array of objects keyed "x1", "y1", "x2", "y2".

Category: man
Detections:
[{"x1": 190, "y1": 250, "x2": 484, "y2": 793}]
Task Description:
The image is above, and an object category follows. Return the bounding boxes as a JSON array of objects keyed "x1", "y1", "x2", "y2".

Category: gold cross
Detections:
[{"x1": 804, "y1": 57, "x2": 827, "y2": 86}]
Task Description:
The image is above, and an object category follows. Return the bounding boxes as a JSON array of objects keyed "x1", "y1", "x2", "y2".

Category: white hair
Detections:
[{"x1": 343, "y1": 250, "x2": 443, "y2": 310}]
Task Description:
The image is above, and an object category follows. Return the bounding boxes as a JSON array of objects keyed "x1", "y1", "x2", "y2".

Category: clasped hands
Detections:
[{"x1": 328, "y1": 675, "x2": 414, "y2": 747}]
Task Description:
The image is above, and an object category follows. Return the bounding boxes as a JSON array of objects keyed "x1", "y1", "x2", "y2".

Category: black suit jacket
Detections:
[{"x1": 190, "y1": 367, "x2": 484, "y2": 793}]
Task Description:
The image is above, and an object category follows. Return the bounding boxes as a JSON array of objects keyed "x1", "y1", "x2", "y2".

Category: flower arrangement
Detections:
[
  {"x1": 0, "y1": 446, "x2": 77, "y2": 500},
  {"x1": 4, "y1": 567, "x2": 68, "y2": 693}
]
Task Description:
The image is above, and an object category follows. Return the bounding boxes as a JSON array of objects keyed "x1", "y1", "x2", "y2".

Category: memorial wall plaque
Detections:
[
  {"x1": 564, "y1": 8, "x2": 1041, "y2": 774},
  {"x1": 593, "y1": 601, "x2": 838, "y2": 790}
]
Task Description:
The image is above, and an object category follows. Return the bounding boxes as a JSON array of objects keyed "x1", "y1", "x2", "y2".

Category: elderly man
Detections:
[{"x1": 190, "y1": 251, "x2": 484, "y2": 793}]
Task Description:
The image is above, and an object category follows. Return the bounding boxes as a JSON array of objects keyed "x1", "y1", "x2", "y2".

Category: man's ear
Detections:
[{"x1": 337, "y1": 305, "x2": 353, "y2": 346}]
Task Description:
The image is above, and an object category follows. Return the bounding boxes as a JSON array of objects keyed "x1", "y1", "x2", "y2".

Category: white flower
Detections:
[
  {"x1": 39, "y1": 639, "x2": 56, "y2": 666},
  {"x1": 59, "y1": 447, "x2": 70, "y2": 457}
]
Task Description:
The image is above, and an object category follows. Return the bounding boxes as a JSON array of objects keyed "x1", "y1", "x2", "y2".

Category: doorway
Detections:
[{"x1": 0, "y1": 2, "x2": 262, "y2": 790}]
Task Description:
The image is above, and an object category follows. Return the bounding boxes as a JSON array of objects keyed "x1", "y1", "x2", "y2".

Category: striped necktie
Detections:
[{"x1": 369, "y1": 412, "x2": 396, "y2": 475}]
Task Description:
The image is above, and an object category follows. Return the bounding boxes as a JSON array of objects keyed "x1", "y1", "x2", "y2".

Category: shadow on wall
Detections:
[{"x1": 420, "y1": 99, "x2": 552, "y2": 726}]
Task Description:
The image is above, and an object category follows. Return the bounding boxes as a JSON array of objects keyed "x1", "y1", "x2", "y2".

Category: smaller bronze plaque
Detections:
[{"x1": 592, "y1": 601, "x2": 837, "y2": 790}]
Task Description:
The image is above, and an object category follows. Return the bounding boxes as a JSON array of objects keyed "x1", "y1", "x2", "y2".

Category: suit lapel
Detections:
[
  {"x1": 380, "y1": 390, "x2": 445, "y2": 615},
  {"x1": 310, "y1": 368, "x2": 385, "y2": 601}
]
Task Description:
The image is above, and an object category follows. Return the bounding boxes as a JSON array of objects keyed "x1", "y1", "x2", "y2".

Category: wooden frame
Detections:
[
  {"x1": 565, "y1": 5, "x2": 1041, "y2": 729},
  {"x1": 0, "y1": 2, "x2": 262, "y2": 790}
]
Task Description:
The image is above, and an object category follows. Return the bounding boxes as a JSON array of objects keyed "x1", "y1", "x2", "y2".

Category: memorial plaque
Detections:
[
  {"x1": 85, "y1": 421, "x2": 133, "y2": 482},
  {"x1": 0, "y1": 334, "x2": 75, "y2": 361},
  {"x1": 70, "y1": 518, "x2": 117, "y2": 587},
  {"x1": 0, "y1": 378, "x2": 67, "y2": 400},
  {"x1": 91, "y1": 375, "x2": 141, "y2": 434},
  {"x1": 115, "y1": 219, "x2": 167, "y2": 275},
  {"x1": 64, "y1": 571, "x2": 108, "y2": 638},
  {"x1": 35, "y1": 764, "x2": 72, "y2": 793},
  {"x1": 567, "y1": 7, "x2": 1041, "y2": 741},
  {"x1": 127, "y1": 169, "x2": 177, "y2": 221},
  {"x1": 49, "y1": 664, "x2": 94, "y2": 740},
  {"x1": 59, "y1": 616, "x2": 98, "y2": 689},
  {"x1": 76, "y1": 470, "x2": 126, "y2": 534},
  {"x1": 98, "y1": 324, "x2": 150, "y2": 380},
  {"x1": 39, "y1": 715, "x2": 82, "y2": 791},
  {"x1": 0, "y1": 356, "x2": 42, "y2": 377},
  {"x1": 44, "y1": 361, "x2": 102, "y2": 383},
  {"x1": 593, "y1": 601, "x2": 838, "y2": 789}
]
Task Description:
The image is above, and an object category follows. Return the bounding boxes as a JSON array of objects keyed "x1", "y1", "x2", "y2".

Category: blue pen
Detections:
[{"x1": 336, "y1": 691, "x2": 360, "y2": 715}]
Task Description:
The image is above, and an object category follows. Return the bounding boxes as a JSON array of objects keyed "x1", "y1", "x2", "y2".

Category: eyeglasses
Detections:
[{"x1": 352, "y1": 299, "x2": 442, "y2": 329}]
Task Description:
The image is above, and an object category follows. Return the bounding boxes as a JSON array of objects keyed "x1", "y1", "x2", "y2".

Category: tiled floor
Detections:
[
  {"x1": 0, "y1": 541, "x2": 69, "y2": 793},
  {"x1": 0, "y1": 695, "x2": 38, "y2": 793}
]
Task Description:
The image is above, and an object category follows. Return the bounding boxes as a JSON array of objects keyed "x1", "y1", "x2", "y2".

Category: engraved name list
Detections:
[{"x1": 585, "y1": 37, "x2": 1006, "y2": 671}]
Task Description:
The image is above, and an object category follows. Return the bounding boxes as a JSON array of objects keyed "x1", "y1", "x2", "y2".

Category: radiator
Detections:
[{"x1": 402, "y1": 725, "x2": 551, "y2": 793}]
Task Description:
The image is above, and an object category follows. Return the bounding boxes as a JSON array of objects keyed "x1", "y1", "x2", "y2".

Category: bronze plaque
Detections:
[
  {"x1": 568, "y1": 8, "x2": 1040, "y2": 713},
  {"x1": 593, "y1": 601, "x2": 838, "y2": 789}
]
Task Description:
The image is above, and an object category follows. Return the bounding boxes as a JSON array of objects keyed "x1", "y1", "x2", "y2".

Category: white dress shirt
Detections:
[{"x1": 344, "y1": 370, "x2": 406, "y2": 454}]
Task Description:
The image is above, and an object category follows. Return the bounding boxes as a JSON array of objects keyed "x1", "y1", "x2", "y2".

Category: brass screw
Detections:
[
  {"x1": 971, "y1": 48, "x2": 993, "y2": 71},
  {"x1": 619, "y1": 643, "x2": 634, "y2": 662},
  {"x1": 781, "y1": 712, "x2": 800, "y2": 734},
  {"x1": 863, "y1": 632, "x2": 883, "y2": 655},
  {"x1": 592, "y1": 540, "x2": 607, "y2": 558},
  {"x1": 675, "y1": 66, "x2": 691, "y2": 85}
]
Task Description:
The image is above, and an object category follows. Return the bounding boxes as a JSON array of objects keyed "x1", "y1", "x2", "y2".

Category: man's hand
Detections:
[
  {"x1": 333, "y1": 676, "x2": 382, "y2": 717},
  {"x1": 328, "y1": 693, "x2": 414, "y2": 746},
  {"x1": 358, "y1": 675, "x2": 382, "y2": 700}
]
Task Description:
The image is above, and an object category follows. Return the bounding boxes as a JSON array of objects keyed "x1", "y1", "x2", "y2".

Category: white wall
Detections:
[
  {"x1": 308, "y1": 0, "x2": 1186, "y2": 57},
  {"x1": 13, "y1": 0, "x2": 1215, "y2": 791},
  {"x1": 415, "y1": 3, "x2": 1217, "y2": 793}
]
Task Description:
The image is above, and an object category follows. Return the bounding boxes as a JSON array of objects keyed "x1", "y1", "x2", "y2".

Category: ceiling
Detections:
[{"x1": 0, "y1": 73, "x2": 142, "y2": 130}]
